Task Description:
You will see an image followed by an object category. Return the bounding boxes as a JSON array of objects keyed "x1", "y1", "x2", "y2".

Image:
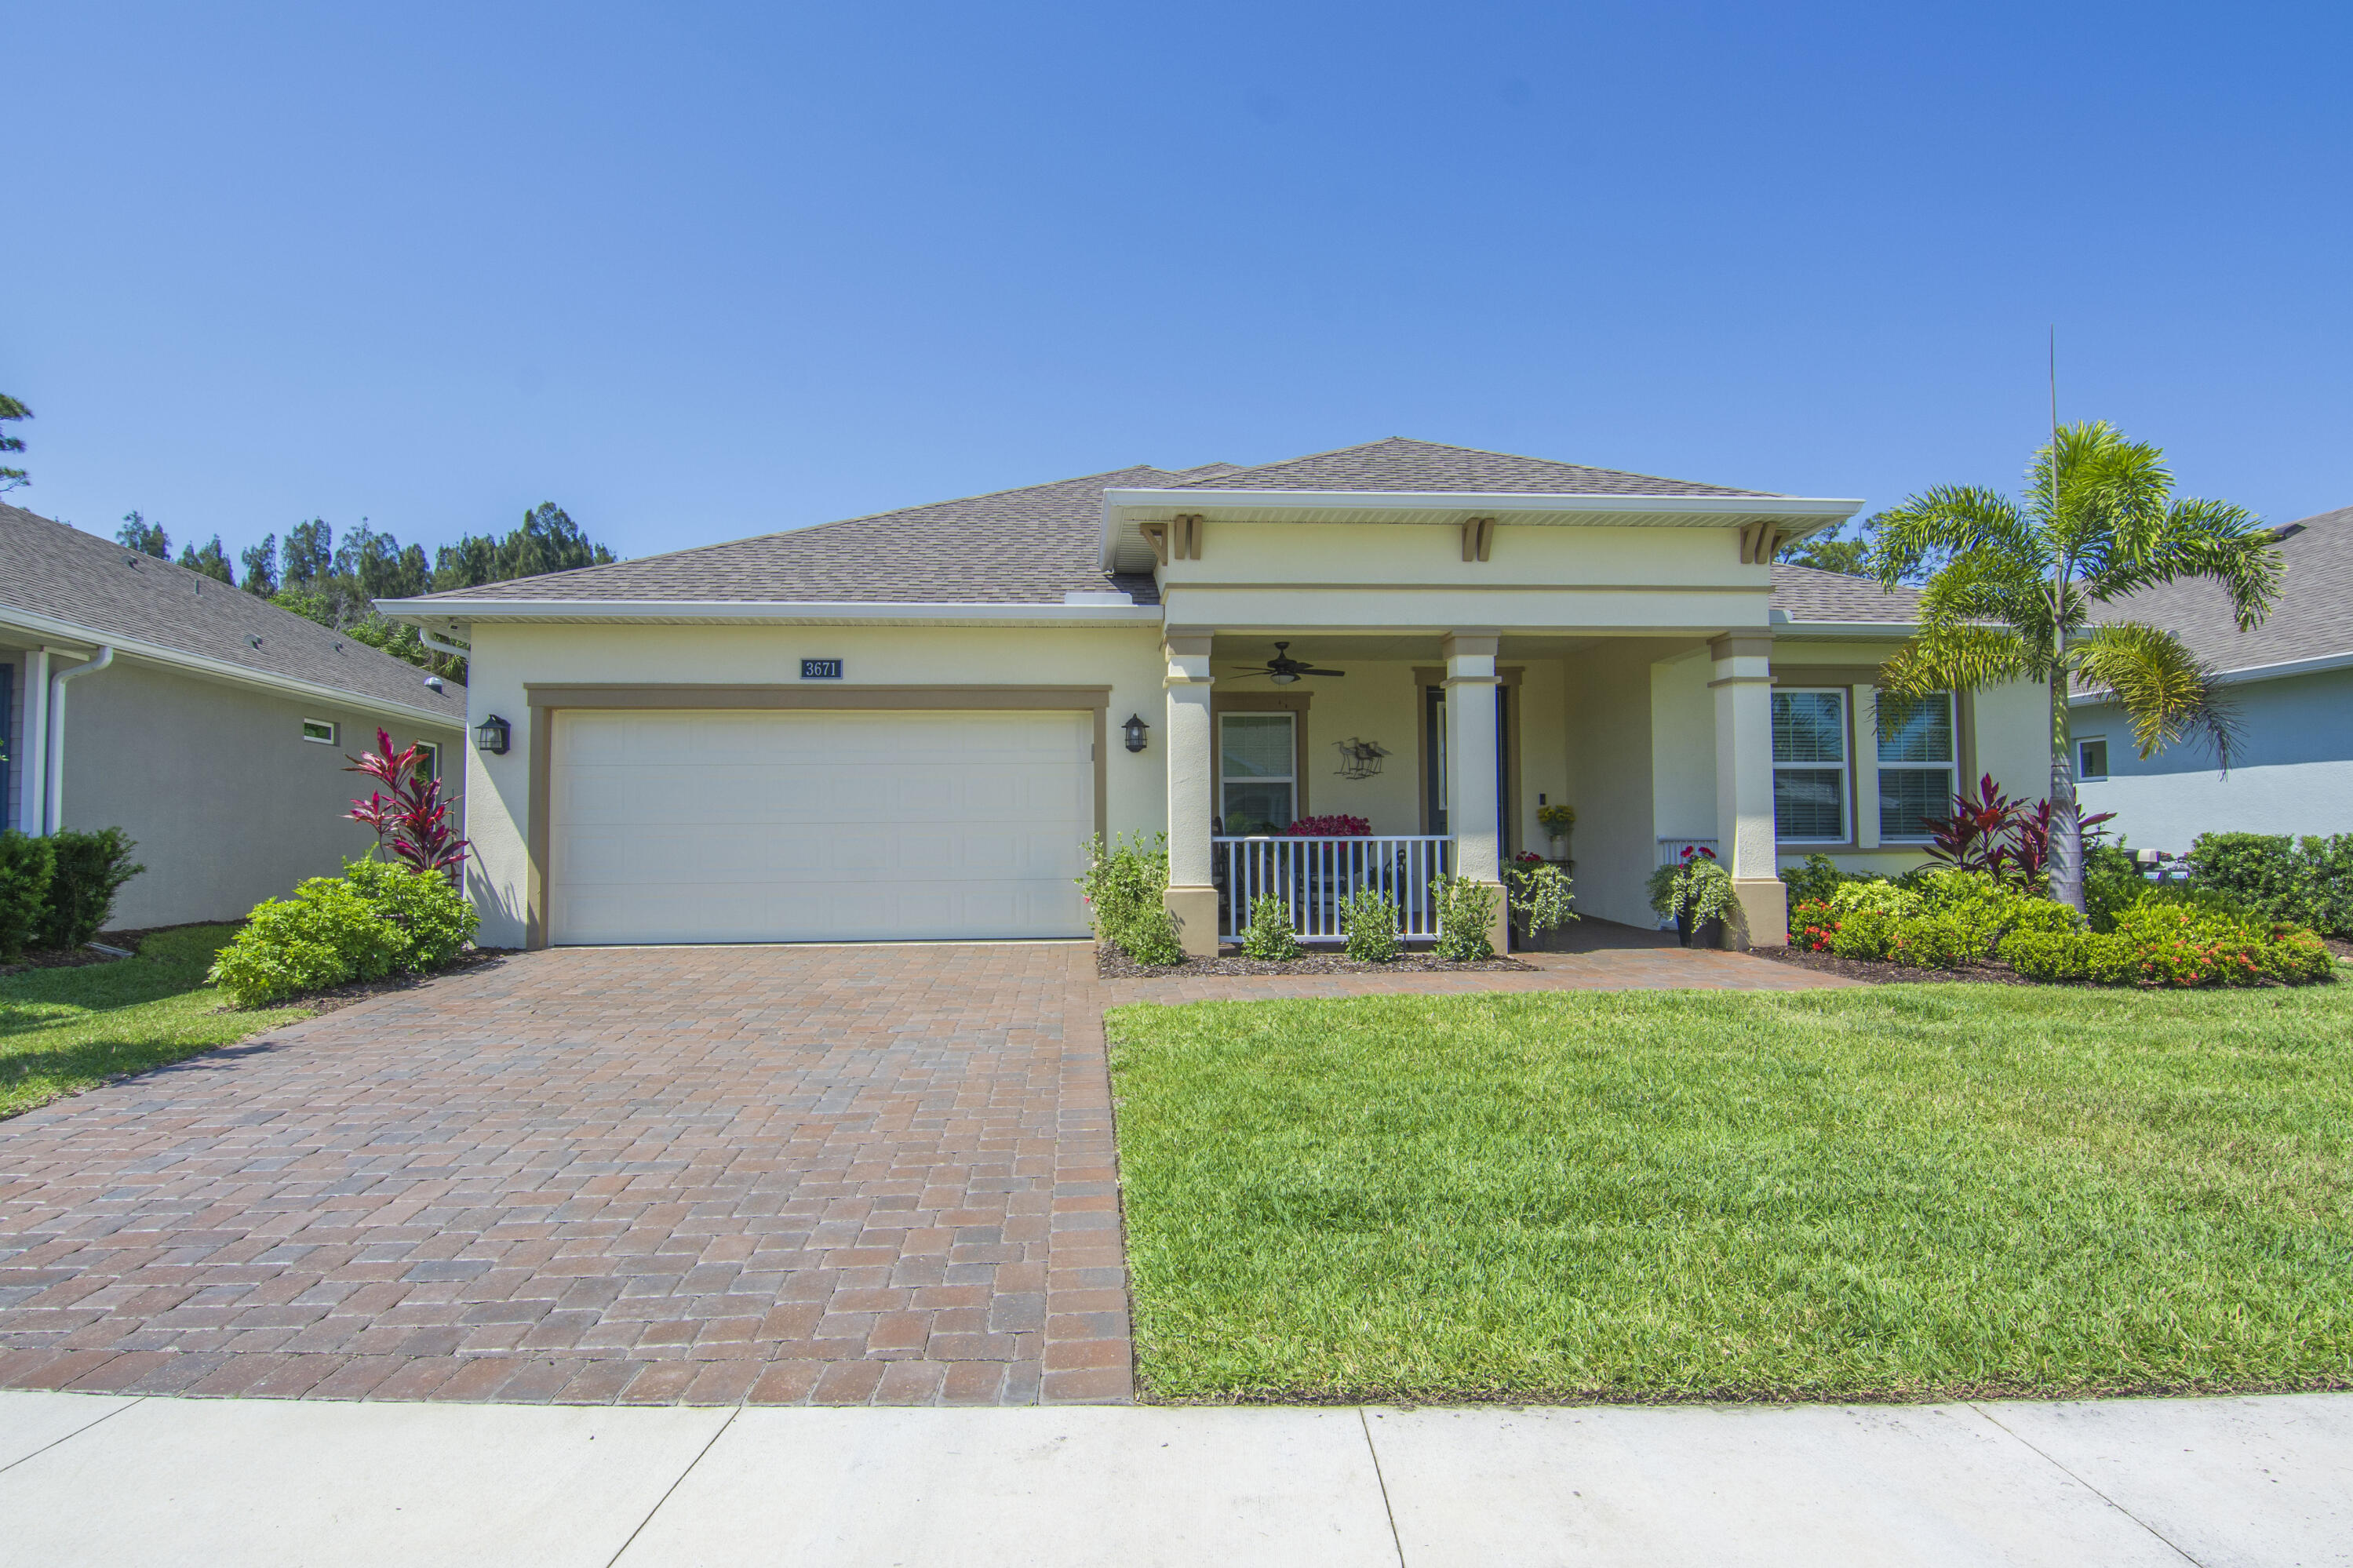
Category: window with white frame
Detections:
[
  {"x1": 2077, "y1": 736, "x2": 2109, "y2": 782},
  {"x1": 1772, "y1": 689, "x2": 1848, "y2": 843},
  {"x1": 413, "y1": 740, "x2": 439, "y2": 783},
  {"x1": 300, "y1": 718, "x2": 338, "y2": 746},
  {"x1": 1218, "y1": 712, "x2": 1295, "y2": 835},
  {"x1": 1878, "y1": 691, "x2": 1957, "y2": 842}
]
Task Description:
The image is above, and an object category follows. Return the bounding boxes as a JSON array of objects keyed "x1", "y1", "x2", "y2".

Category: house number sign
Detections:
[{"x1": 800, "y1": 658, "x2": 843, "y2": 679}]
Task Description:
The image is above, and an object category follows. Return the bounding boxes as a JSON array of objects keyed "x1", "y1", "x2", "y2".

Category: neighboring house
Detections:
[
  {"x1": 2075, "y1": 506, "x2": 2353, "y2": 853},
  {"x1": 381, "y1": 438, "x2": 2047, "y2": 953},
  {"x1": 1, "y1": 504, "x2": 468, "y2": 928}
]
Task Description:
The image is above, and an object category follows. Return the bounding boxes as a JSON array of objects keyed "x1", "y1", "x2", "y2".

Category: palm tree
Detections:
[{"x1": 1870, "y1": 420, "x2": 2283, "y2": 912}]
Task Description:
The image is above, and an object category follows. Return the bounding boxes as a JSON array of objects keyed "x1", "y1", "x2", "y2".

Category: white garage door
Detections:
[{"x1": 548, "y1": 708, "x2": 1095, "y2": 945}]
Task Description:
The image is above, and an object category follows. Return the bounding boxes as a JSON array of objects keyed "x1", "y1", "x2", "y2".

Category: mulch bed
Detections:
[
  {"x1": 275, "y1": 947, "x2": 519, "y2": 1017},
  {"x1": 1751, "y1": 944, "x2": 2042, "y2": 987},
  {"x1": 1097, "y1": 946, "x2": 1535, "y2": 980}
]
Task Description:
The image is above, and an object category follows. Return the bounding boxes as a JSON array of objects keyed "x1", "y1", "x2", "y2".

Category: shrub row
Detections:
[
  {"x1": 0, "y1": 828, "x2": 145, "y2": 961},
  {"x1": 1999, "y1": 889, "x2": 2334, "y2": 988},
  {"x1": 2184, "y1": 832, "x2": 2353, "y2": 937},
  {"x1": 1078, "y1": 835, "x2": 1186, "y2": 965},
  {"x1": 1790, "y1": 869, "x2": 2083, "y2": 970},
  {"x1": 207, "y1": 858, "x2": 479, "y2": 1006}
]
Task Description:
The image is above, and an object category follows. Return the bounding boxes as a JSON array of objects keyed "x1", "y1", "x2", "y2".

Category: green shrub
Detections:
[
  {"x1": 1794, "y1": 870, "x2": 2082, "y2": 969},
  {"x1": 1078, "y1": 833, "x2": 1186, "y2": 966},
  {"x1": 35, "y1": 828, "x2": 145, "y2": 949},
  {"x1": 1503, "y1": 859, "x2": 1577, "y2": 944},
  {"x1": 1240, "y1": 894, "x2": 1303, "y2": 961},
  {"x1": 2083, "y1": 838, "x2": 2149, "y2": 933},
  {"x1": 1338, "y1": 888, "x2": 1402, "y2": 963},
  {"x1": 341, "y1": 857, "x2": 479, "y2": 968},
  {"x1": 1997, "y1": 886, "x2": 2336, "y2": 988},
  {"x1": 1431, "y1": 874, "x2": 1499, "y2": 962},
  {"x1": 1778, "y1": 853, "x2": 1889, "y2": 910},
  {"x1": 0, "y1": 831, "x2": 55, "y2": 962},
  {"x1": 1647, "y1": 854, "x2": 1735, "y2": 926},
  {"x1": 2187, "y1": 831, "x2": 2353, "y2": 936},
  {"x1": 208, "y1": 879, "x2": 411, "y2": 1006}
]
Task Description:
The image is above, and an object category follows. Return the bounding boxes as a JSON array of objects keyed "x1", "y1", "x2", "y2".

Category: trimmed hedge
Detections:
[
  {"x1": 2000, "y1": 887, "x2": 2334, "y2": 988},
  {"x1": 1790, "y1": 869, "x2": 2082, "y2": 970},
  {"x1": 208, "y1": 860, "x2": 480, "y2": 1006},
  {"x1": 0, "y1": 828, "x2": 144, "y2": 960},
  {"x1": 2185, "y1": 832, "x2": 2353, "y2": 937}
]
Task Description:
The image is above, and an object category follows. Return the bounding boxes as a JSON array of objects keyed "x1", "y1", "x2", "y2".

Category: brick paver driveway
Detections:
[
  {"x1": 0, "y1": 944, "x2": 1130, "y2": 1406},
  {"x1": 0, "y1": 937, "x2": 1848, "y2": 1407}
]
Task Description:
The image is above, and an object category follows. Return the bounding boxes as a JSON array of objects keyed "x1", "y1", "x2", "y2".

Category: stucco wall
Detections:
[
  {"x1": 54, "y1": 657, "x2": 462, "y2": 929},
  {"x1": 2075, "y1": 668, "x2": 2353, "y2": 852},
  {"x1": 457, "y1": 621, "x2": 1172, "y2": 948}
]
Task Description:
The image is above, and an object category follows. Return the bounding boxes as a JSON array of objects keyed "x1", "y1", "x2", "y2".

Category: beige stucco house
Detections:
[
  {"x1": 2, "y1": 504, "x2": 468, "y2": 929},
  {"x1": 383, "y1": 440, "x2": 2048, "y2": 955}
]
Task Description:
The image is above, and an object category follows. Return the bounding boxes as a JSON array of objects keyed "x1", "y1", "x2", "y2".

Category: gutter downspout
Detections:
[
  {"x1": 43, "y1": 646, "x2": 115, "y2": 835},
  {"x1": 421, "y1": 628, "x2": 469, "y2": 661},
  {"x1": 19, "y1": 649, "x2": 51, "y2": 835}
]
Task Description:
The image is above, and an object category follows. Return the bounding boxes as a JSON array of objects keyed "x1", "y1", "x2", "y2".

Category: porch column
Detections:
[
  {"x1": 17, "y1": 647, "x2": 50, "y2": 835},
  {"x1": 1709, "y1": 632, "x2": 1787, "y2": 948},
  {"x1": 1161, "y1": 630, "x2": 1220, "y2": 957},
  {"x1": 1441, "y1": 631, "x2": 1512, "y2": 954}
]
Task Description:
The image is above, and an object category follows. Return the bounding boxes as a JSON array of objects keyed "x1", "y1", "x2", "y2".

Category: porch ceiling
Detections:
[{"x1": 1207, "y1": 631, "x2": 1629, "y2": 664}]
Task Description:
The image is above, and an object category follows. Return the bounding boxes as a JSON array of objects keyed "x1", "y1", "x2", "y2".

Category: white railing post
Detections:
[{"x1": 1213, "y1": 835, "x2": 1458, "y2": 944}]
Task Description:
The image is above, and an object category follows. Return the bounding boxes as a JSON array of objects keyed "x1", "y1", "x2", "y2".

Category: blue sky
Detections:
[{"x1": 8, "y1": 2, "x2": 2348, "y2": 565}]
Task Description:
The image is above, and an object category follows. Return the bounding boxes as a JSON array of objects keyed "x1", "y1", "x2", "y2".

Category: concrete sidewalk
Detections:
[{"x1": 1, "y1": 1390, "x2": 2344, "y2": 1566}]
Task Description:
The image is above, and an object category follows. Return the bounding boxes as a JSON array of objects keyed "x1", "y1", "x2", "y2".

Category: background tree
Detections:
[
  {"x1": 0, "y1": 393, "x2": 29, "y2": 491},
  {"x1": 432, "y1": 501, "x2": 616, "y2": 589},
  {"x1": 115, "y1": 510, "x2": 170, "y2": 558},
  {"x1": 1870, "y1": 420, "x2": 2282, "y2": 912},
  {"x1": 280, "y1": 518, "x2": 333, "y2": 591},
  {"x1": 177, "y1": 534, "x2": 235, "y2": 584},
  {"x1": 239, "y1": 533, "x2": 279, "y2": 595},
  {"x1": 1777, "y1": 519, "x2": 1874, "y2": 575}
]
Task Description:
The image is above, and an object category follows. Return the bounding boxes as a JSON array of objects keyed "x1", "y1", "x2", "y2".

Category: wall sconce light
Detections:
[
  {"x1": 1121, "y1": 713, "x2": 1149, "y2": 753},
  {"x1": 475, "y1": 713, "x2": 512, "y2": 755}
]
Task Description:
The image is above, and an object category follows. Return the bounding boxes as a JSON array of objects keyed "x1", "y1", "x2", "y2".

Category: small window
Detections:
[
  {"x1": 1772, "y1": 689, "x2": 1849, "y2": 843},
  {"x1": 413, "y1": 740, "x2": 439, "y2": 783},
  {"x1": 2078, "y1": 737, "x2": 2109, "y2": 782},
  {"x1": 301, "y1": 718, "x2": 339, "y2": 746},
  {"x1": 1877, "y1": 691, "x2": 1958, "y2": 842},
  {"x1": 1218, "y1": 712, "x2": 1295, "y2": 835}
]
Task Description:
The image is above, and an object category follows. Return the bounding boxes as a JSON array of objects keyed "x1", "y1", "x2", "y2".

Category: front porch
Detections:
[{"x1": 1153, "y1": 629, "x2": 1792, "y2": 956}]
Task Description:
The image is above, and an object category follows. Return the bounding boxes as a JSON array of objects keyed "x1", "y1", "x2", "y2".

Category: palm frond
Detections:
[
  {"x1": 1868, "y1": 488, "x2": 2044, "y2": 592},
  {"x1": 1914, "y1": 549, "x2": 2053, "y2": 642},
  {"x1": 2087, "y1": 497, "x2": 2284, "y2": 631},
  {"x1": 1878, "y1": 624, "x2": 2040, "y2": 697},
  {"x1": 2071, "y1": 621, "x2": 2242, "y2": 773},
  {"x1": 2038, "y1": 422, "x2": 2173, "y2": 573}
]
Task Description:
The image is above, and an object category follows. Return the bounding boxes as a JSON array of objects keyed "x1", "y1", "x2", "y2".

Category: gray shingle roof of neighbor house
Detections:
[
  {"x1": 2091, "y1": 506, "x2": 2353, "y2": 677},
  {"x1": 402, "y1": 438, "x2": 1903, "y2": 619},
  {"x1": 0, "y1": 503, "x2": 468, "y2": 724}
]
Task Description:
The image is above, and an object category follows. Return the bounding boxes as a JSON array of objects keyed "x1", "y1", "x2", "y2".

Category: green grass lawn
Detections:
[
  {"x1": 0, "y1": 926, "x2": 308, "y2": 1119},
  {"x1": 1105, "y1": 980, "x2": 2353, "y2": 1404}
]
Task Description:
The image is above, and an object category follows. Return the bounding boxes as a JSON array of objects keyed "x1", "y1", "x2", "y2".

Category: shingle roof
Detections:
[
  {"x1": 2093, "y1": 506, "x2": 2353, "y2": 675},
  {"x1": 1171, "y1": 437, "x2": 1777, "y2": 497},
  {"x1": 406, "y1": 442, "x2": 1823, "y2": 611},
  {"x1": 0, "y1": 504, "x2": 468, "y2": 722},
  {"x1": 1768, "y1": 563, "x2": 1921, "y2": 624},
  {"x1": 415, "y1": 466, "x2": 1184, "y2": 606}
]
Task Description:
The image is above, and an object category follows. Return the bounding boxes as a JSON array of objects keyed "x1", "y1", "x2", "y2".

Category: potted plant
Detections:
[
  {"x1": 1535, "y1": 802, "x2": 1575, "y2": 861},
  {"x1": 1504, "y1": 851, "x2": 1578, "y2": 949},
  {"x1": 1646, "y1": 845, "x2": 1734, "y2": 948}
]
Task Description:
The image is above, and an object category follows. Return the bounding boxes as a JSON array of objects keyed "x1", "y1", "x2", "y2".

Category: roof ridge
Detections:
[{"x1": 1173, "y1": 435, "x2": 1779, "y2": 497}]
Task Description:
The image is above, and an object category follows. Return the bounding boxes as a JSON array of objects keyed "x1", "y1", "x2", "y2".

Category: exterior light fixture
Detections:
[
  {"x1": 475, "y1": 714, "x2": 512, "y2": 755},
  {"x1": 1121, "y1": 713, "x2": 1149, "y2": 753}
]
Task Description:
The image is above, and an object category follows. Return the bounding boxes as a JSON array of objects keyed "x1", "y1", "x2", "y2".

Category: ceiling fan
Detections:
[{"x1": 1226, "y1": 641, "x2": 1345, "y2": 685}]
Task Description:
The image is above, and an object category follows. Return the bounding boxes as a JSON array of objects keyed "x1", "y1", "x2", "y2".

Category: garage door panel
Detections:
[{"x1": 549, "y1": 708, "x2": 1095, "y2": 944}]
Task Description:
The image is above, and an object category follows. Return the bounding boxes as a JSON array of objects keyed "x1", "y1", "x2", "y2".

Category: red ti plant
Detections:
[
  {"x1": 1924, "y1": 773, "x2": 2114, "y2": 890},
  {"x1": 345, "y1": 728, "x2": 469, "y2": 883}
]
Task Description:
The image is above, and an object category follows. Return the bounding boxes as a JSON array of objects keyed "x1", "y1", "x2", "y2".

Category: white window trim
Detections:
[
  {"x1": 1772, "y1": 687, "x2": 1850, "y2": 846},
  {"x1": 413, "y1": 739, "x2": 440, "y2": 781},
  {"x1": 2076, "y1": 735, "x2": 2110, "y2": 783},
  {"x1": 1876, "y1": 691, "x2": 1958, "y2": 844},
  {"x1": 1218, "y1": 711, "x2": 1297, "y2": 835},
  {"x1": 301, "y1": 718, "x2": 340, "y2": 746}
]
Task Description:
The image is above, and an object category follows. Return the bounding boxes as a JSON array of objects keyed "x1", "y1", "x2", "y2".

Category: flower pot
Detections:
[{"x1": 1676, "y1": 908, "x2": 1723, "y2": 948}]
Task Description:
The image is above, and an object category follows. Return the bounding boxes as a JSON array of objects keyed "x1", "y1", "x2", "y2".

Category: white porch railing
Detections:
[{"x1": 1214, "y1": 835, "x2": 1455, "y2": 943}]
